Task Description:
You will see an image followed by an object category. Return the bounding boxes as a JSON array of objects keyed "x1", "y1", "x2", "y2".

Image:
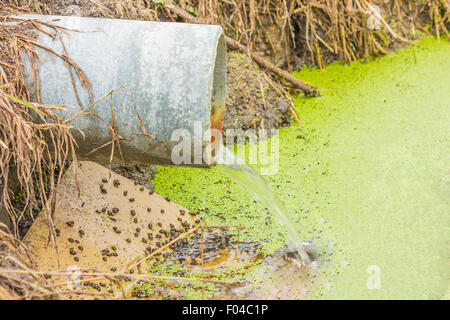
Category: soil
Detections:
[
  {"x1": 52, "y1": 0, "x2": 108, "y2": 18},
  {"x1": 23, "y1": 161, "x2": 199, "y2": 290}
]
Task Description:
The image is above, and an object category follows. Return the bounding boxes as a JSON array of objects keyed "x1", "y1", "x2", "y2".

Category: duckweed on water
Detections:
[{"x1": 153, "y1": 37, "x2": 449, "y2": 299}]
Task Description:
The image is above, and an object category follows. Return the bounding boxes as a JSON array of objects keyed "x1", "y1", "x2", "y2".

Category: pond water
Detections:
[{"x1": 153, "y1": 37, "x2": 449, "y2": 299}]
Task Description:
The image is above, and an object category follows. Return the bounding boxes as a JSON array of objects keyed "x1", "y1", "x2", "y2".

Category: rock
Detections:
[{"x1": 279, "y1": 240, "x2": 318, "y2": 264}]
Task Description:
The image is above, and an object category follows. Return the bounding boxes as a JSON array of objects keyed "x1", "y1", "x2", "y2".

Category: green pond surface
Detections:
[{"x1": 153, "y1": 37, "x2": 449, "y2": 299}]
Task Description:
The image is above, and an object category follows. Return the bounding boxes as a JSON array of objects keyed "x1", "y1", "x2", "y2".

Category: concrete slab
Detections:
[{"x1": 23, "y1": 161, "x2": 198, "y2": 277}]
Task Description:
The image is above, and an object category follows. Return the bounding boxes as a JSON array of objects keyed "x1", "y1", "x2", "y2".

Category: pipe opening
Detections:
[
  {"x1": 210, "y1": 34, "x2": 227, "y2": 135},
  {"x1": 209, "y1": 34, "x2": 227, "y2": 160}
]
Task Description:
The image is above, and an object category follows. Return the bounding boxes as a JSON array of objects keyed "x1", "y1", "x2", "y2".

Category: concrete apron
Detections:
[{"x1": 23, "y1": 161, "x2": 198, "y2": 297}]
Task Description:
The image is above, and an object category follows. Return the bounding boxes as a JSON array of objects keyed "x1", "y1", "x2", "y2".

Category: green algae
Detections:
[{"x1": 153, "y1": 37, "x2": 449, "y2": 299}]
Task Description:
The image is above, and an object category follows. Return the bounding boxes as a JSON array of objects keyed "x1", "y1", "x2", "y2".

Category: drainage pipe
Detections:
[{"x1": 16, "y1": 15, "x2": 227, "y2": 167}]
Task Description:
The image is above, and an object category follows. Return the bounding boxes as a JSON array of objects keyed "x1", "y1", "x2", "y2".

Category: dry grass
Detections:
[
  {"x1": 179, "y1": 0, "x2": 448, "y2": 68},
  {"x1": 0, "y1": 10, "x2": 83, "y2": 239},
  {"x1": 0, "y1": 223, "x2": 60, "y2": 299}
]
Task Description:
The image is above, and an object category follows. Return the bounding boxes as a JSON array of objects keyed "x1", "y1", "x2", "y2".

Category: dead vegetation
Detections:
[
  {"x1": 175, "y1": 0, "x2": 448, "y2": 68},
  {"x1": 0, "y1": 13, "x2": 78, "y2": 238},
  {"x1": 0, "y1": 223, "x2": 60, "y2": 299}
]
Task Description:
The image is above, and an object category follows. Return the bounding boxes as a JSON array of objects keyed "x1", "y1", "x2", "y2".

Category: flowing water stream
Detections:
[{"x1": 215, "y1": 146, "x2": 311, "y2": 265}]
